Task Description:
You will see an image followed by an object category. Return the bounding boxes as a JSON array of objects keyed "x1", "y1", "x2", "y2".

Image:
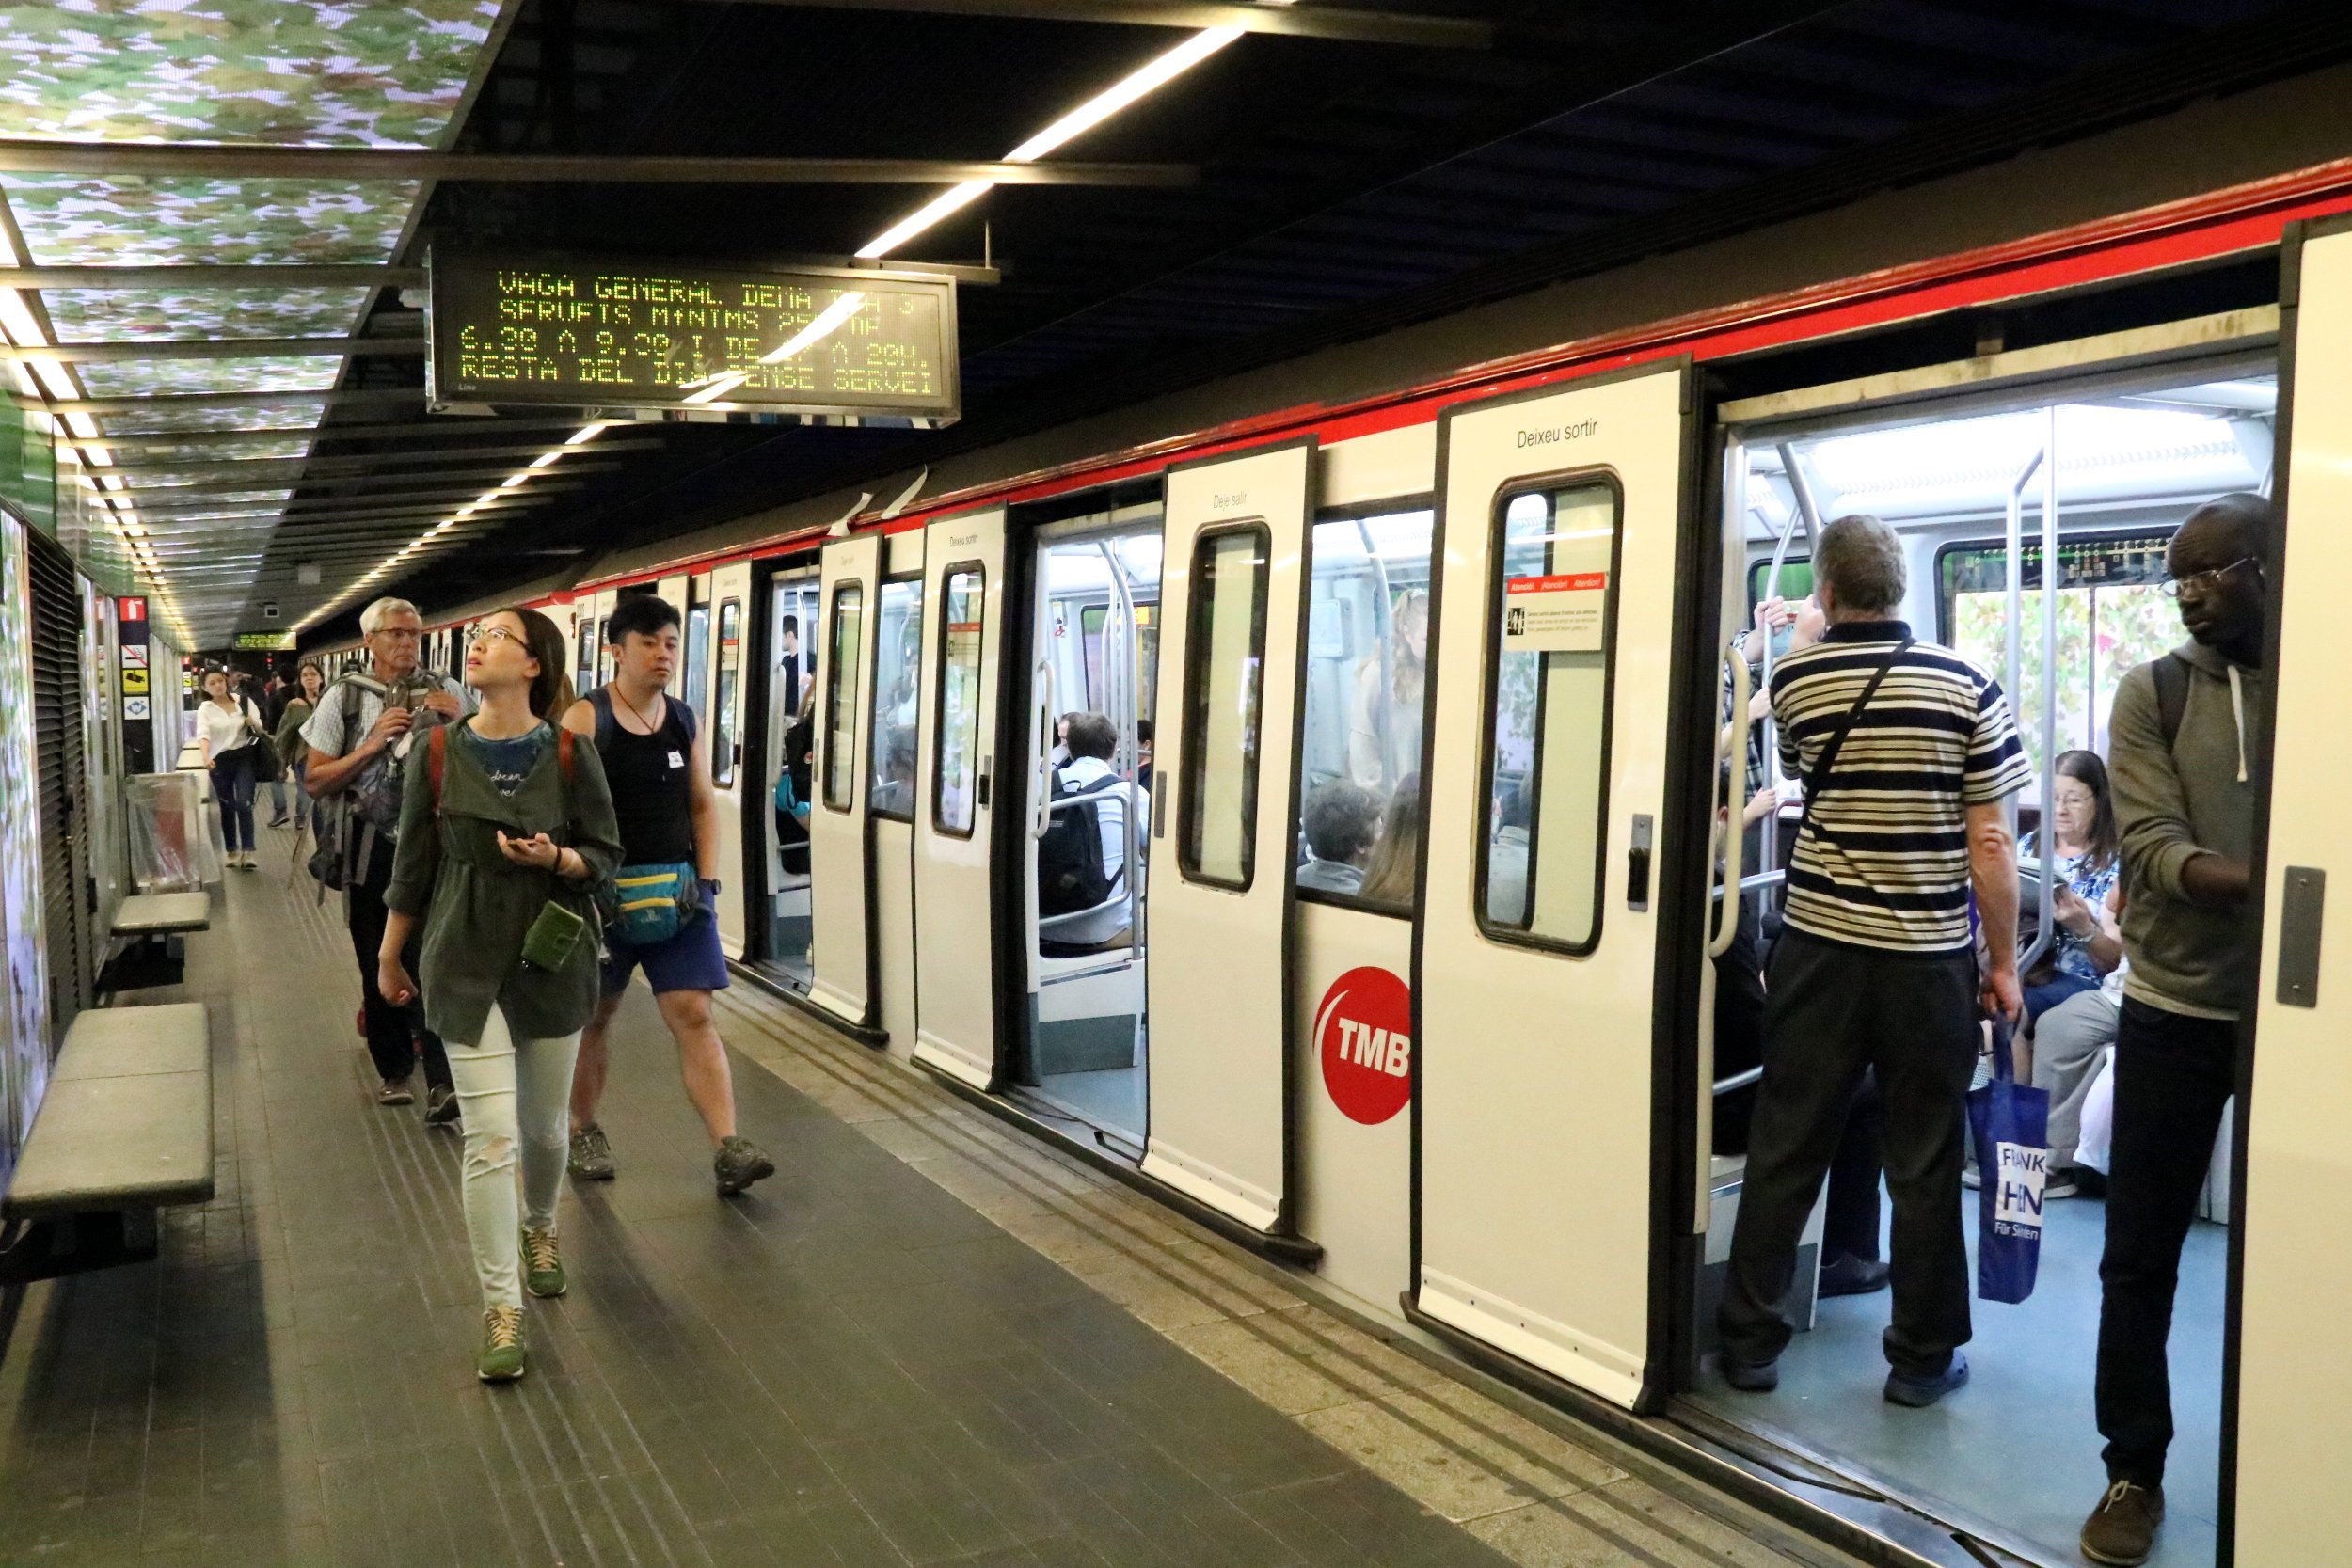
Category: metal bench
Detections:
[
  {"x1": 0, "y1": 1002, "x2": 213, "y2": 1283},
  {"x1": 103, "y1": 891, "x2": 211, "y2": 994}
]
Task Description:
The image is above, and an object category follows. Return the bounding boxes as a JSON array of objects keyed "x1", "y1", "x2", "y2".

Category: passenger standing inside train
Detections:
[
  {"x1": 2077, "y1": 494, "x2": 2270, "y2": 1568},
  {"x1": 1718, "y1": 513, "x2": 2029, "y2": 1409},
  {"x1": 198, "y1": 667, "x2": 265, "y2": 870},
  {"x1": 1050, "y1": 712, "x2": 1147, "y2": 945},
  {"x1": 377, "y1": 608, "x2": 621, "y2": 1382},
  {"x1": 564, "y1": 595, "x2": 777, "y2": 1196},
  {"x1": 1348, "y1": 589, "x2": 1427, "y2": 790},
  {"x1": 304, "y1": 597, "x2": 473, "y2": 1115}
]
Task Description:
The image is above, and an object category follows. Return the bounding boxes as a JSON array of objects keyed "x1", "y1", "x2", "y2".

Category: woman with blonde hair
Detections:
[{"x1": 378, "y1": 607, "x2": 623, "y2": 1381}]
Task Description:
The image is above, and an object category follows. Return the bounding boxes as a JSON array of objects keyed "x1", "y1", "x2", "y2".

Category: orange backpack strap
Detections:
[
  {"x1": 427, "y1": 723, "x2": 447, "y2": 807},
  {"x1": 556, "y1": 724, "x2": 575, "y2": 782}
]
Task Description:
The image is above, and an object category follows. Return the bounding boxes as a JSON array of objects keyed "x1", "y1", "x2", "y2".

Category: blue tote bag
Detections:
[{"x1": 1968, "y1": 1018, "x2": 2052, "y2": 1304}]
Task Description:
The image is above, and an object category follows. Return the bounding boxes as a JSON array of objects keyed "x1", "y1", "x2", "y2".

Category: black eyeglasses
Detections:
[{"x1": 2158, "y1": 557, "x2": 2259, "y2": 599}]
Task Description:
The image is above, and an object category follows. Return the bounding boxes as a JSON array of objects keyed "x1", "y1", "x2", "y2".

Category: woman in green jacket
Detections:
[
  {"x1": 378, "y1": 607, "x2": 623, "y2": 1382},
  {"x1": 269, "y1": 659, "x2": 325, "y2": 832}
]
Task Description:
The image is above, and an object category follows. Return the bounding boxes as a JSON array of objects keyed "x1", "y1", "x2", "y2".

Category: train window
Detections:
[
  {"x1": 577, "y1": 619, "x2": 596, "y2": 693},
  {"x1": 1938, "y1": 531, "x2": 2174, "y2": 761},
  {"x1": 1177, "y1": 525, "x2": 1269, "y2": 890},
  {"x1": 867, "y1": 577, "x2": 924, "y2": 821},
  {"x1": 1295, "y1": 508, "x2": 1435, "y2": 914},
  {"x1": 1746, "y1": 556, "x2": 1812, "y2": 611},
  {"x1": 933, "y1": 565, "x2": 985, "y2": 837},
  {"x1": 712, "y1": 598, "x2": 741, "y2": 788},
  {"x1": 1477, "y1": 478, "x2": 1622, "y2": 954},
  {"x1": 684, "y1": 603, "x2": 710, "y2": 715},
  {"x1": 822, "y1": 584, "x2": 865, "y2": 811}
]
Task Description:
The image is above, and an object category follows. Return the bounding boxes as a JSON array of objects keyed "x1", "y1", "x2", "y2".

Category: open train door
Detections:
[
  {"x1": 1142, "y1": 438, "x2": 1314, "y2": 1236},
  {"x1": 1408, "y1": 362, "x2": 1700, "y2": 1410},
  {"x1": 2234, "y1": 214, "x2": 2352, "y2": 1560},
  {"x1": 808, "y1": 534, "x2": 882, "y2": 1034},
  {"x1": 912, "y1": 508, "x2": 1010, "y2": 1088}
]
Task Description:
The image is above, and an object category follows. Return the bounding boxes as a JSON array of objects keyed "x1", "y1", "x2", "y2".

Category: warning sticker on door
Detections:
[
  {"x1": 1502, "y1": 571, "x2": 1607, "y2": 653},
  {"x1": 1315, "y1": 966, "x2": 1413, "y2": 1126}
]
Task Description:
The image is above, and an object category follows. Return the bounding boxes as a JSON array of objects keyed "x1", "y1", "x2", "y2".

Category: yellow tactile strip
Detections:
[{"x1": 712, "y1": 987, "x2": 1859, "y2": 1568}]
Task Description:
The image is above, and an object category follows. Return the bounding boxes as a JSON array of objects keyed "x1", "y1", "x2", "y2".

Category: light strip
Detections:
[
  {"x1": 855, "y1": 26, "x2": 1243, "y2": 260},
  {"x1": 684, "y1": 289, "x2": 870, "y2": 405}
]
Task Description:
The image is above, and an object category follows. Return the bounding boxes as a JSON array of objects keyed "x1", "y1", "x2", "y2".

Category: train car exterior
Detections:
[{"x1": 361, "y1": 70, "x2": 2352, "y2": 1568}]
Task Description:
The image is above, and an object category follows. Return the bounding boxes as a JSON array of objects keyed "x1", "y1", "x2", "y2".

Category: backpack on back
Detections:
[
  {"x1": 1038, "y1": 771, "x2": 1121, "y2": 917},
  {"x1": 303, "y1": 671, "x2": 453, "y2": 898}
]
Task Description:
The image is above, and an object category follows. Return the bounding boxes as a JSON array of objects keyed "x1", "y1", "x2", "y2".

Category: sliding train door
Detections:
[
  {"x1": 2236, "y1": 216, "x2": 2352, "y2": 1560},
  {"x1": 808, "y1": 536, "x2": 882, "y2": 1031},
  {"x1": 1411, "y1": 364, "x2": 1696, "y2": 1409},
  {"x1": 705, "y1": 562, "x2": 753, "y2": 957},
  {"x1": 912, "y1": 508, "x2": 1009, "y2": 1087},
  {"x1": 1142, "y1": 439, "x2": 1314, "y2": 1234}
]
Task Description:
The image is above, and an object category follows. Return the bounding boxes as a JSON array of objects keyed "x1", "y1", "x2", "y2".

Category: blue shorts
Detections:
[{"x1": 600, "y1": 908, "x2": 730, "y2": 998}]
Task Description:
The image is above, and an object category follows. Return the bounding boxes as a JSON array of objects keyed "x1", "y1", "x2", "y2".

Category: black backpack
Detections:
[{"x1": 1038, "y1": 771, "x2": 1121, "y2": 916}]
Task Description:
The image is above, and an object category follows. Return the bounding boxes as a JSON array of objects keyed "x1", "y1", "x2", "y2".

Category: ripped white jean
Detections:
[{"x1": 446, "y1": 1006, "x2": 581, "y2": 1311}]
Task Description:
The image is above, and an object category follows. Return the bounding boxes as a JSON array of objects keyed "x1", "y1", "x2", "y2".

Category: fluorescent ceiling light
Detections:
[
  {"x1": 855, "y1": 26, "x2": 1242, "y2": 260},
  {"x1": 528, "y1": 451, "x2": 564, "y2": 469},
  {"x1": 565, "y1": 422, "x2": 609, "y2": 445},
  {"x1": 500, "y1": 472, "x2": 530, "y2": 488}
]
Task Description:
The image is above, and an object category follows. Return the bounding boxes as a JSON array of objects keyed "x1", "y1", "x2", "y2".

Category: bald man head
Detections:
[{"x1": 2167, "y1": 491, "x2": 2272, "y2": 665}]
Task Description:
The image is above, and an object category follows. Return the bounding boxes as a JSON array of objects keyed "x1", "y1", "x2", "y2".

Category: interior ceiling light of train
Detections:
[{"x1": 0, "y1": 2, "x2": 516, "y2": 647}]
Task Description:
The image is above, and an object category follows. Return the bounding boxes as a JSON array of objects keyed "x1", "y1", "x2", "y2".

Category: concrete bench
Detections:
[
  {"x1": 0, "y1": 1003, "x2": 213, "y2": 1283},
  {"x1": 103, "y1": 892, "x2": 210, "y2": 993}
]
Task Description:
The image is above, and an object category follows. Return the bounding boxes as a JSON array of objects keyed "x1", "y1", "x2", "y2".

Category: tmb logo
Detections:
[{"x1": 1314, "y1": 966, "x2": 1412, "y2": 1126}]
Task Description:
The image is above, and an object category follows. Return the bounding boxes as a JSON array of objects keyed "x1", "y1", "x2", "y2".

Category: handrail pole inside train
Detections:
[
  {"x1": 1096, "y1": 538, "x2": 1144, "y2": 954},
  {"x1": 1032, "y1": 655, "x2": 1056, "y2": 843},
  {"x1": 2026, "y1": 404, "x2": 2061, "y2": 974},
  {"x1": 1758, "y1": 445, "x2": 1819, "y2": 911},
  {"x1": 1352, "y1": 515, "x2": 1397, "y2": 790},
  {"x1": 2004, "y1": 438, "x2": 2056, "y2": 974},
  {"x1": 1708, "y1": 643, "x2": 1750, "y2": 960}
]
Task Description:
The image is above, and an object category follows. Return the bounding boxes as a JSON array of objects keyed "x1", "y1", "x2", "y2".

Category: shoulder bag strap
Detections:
[{"x1": 1789, "y1": 638, "x2": 1912, "y2": 850}]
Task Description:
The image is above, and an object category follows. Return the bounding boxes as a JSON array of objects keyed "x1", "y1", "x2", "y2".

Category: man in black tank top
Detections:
[{"x1": 560, "y1": 594, "x2": 775, "y2": 1196}]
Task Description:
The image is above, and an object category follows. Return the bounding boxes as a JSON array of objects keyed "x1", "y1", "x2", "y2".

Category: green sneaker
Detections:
[
  {"x1": 713, "y1": 1135, "x2": 775, "y2": 1196},
  {"x1": 521, "y1": 1227, "x2": 566, "y2": 1299},
  {"x1": 478, "y1": 1307, "x2": 526, "y2": 1383},
  {"x1": 568, "y1": 1123, "x2": 615, "y2": 1180}
]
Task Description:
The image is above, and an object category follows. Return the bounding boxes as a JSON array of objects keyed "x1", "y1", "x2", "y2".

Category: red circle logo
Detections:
[{"x1": 1316, "y1": 966, "x2": 1413, "y2": 1126}]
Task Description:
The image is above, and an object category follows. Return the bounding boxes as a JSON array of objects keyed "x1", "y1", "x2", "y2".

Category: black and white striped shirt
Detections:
[{"x1": 1771, "y1": 622, "x2": 2030, "y2": 955}]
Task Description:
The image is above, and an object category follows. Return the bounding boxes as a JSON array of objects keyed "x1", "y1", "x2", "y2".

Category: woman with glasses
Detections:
[{"x1": 377, "y1": 609, "x2": 623, "y2": 1382}]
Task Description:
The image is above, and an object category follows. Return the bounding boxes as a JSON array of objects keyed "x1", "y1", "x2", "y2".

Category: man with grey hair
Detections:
[
  {"x1": 1718, "y1": 514, "x2": 2030, "y2": 1409},
  {"x1": 304, "y1": 596, "x2": 474, "y2": 1114}
]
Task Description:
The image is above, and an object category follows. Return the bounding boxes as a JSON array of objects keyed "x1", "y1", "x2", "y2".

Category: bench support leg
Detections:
[{"x1": 0, "y1": 1209, "x2": 162, "y2": 1286}]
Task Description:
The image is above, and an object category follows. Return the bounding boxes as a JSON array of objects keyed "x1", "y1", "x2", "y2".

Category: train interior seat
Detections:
[
  {"x1": 1020, "y1": 527, "x2": 1159, "y2": 1146},
  {"x1": 1699, "y1": 372, "x2": 2276, "y2": 1568}
]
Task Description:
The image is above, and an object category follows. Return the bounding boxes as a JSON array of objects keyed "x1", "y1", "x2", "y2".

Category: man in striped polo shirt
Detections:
[{"x1": 1719, "y1": 513, "x2": 2030, "y2": 1409}]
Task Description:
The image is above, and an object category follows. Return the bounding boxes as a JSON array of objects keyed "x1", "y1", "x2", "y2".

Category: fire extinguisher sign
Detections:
[{"x1": 1314, "y1": 966, "x2": 1412, "y2": 1126}]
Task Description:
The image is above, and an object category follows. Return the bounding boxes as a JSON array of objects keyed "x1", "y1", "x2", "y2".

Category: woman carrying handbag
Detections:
[{"x1": 376, "y1": 607, "x2": 623, "y2": 1382}]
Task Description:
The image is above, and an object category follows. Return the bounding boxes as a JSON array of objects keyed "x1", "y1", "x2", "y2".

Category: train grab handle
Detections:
[{"x1": 1708, "y1": 641, "x2": 1751, "y2": 958}]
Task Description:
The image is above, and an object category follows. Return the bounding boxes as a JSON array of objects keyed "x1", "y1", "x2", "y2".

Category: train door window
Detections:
[
  {"x1": 1477, "y1": 481, "x2": 1621, "y2": 950},
  {"x1": 934, "y1": 566, "x2": 984, "y2": 836},
  {"x1": 823, "y1": 585, "x2": 865, "y2": 810},
  {"x1": 685, "y1": 602, "x2": 711, "y2": 716},
  {"x1": 1295, "y1": 507, "x2": 1434, "y2": 911},
  {"x1": 868, "y1": 577, "x2": 924, "y2": 820},
  {"x1": 1177, "y1": 525, "x2": 1269, "y2": 889},
  {"x1": 577, "y1": 619, "x2": 596, "y2": 693},
  {"x1": 712, "y1": 598, "x2": 741, "y2": 788}
]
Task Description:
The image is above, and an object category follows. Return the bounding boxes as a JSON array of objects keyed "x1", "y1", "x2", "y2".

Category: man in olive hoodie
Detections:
[{"x1": 2079, "y1": 493, "x2": 2269, "y2": 1568}]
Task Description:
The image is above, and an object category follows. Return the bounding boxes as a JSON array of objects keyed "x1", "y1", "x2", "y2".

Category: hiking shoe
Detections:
[
  {"x1": 2080, "y1": 1480, "x2": 2164, "y2": 1565},
  {"x1": 568, "y1": 1123, "x2": 615, "y2": 1180},
  {"x1": 478, "y1": 1307, "x2": 526, "y2": 1383},
  {"x1": 1884, "y1": 1351, "x2": 1969, "y2": 1407},
  {"x1": 267, "y1": 816, "x2": 291, "y2": 829},
  {"x1": 2044, "y1": 1171, "x2": 2080, "y2": 1201},
  {"x1": 423, "y1": 1084, "x2": 461, "y2": 1126},
  {"x1": 713, "y1": 1135, "x2": 775, "y2": 1196},
  {"x1": 1819, "y1": 1253, "x2": 1891, "y2": 1297},
  {"x1": 521, "y1": 1227, "x2": 566, "y2": 1299},
  {"x1": 1720, "y1": 1354, "x2": 1779, "y2": 1393},
  {"x1": 377, "y1": 1078, "x2": 414, "y2": 1107}
]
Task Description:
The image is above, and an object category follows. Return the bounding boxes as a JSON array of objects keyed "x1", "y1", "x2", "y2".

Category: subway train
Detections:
[{"x1": 328, "y1": 89, "x2": 2352, "y2": 1568}]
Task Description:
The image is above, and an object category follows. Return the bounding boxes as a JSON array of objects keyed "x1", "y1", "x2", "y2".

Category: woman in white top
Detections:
[{"x1": 198, "y1": 668, "x2": 265, "y2": 869}]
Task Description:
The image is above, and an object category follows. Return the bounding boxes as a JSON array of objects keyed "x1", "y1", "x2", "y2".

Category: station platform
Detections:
[{"x1": 0, "y1": 823, "x2": 1836, "y2": 1568}]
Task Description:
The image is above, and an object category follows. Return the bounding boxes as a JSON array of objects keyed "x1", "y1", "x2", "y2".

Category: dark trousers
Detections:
[
  {"x1": 345, "y1": 833, "x2": 451, "y2": 1092},
  {"x1": 2096, "y1": 997, "x2": 2234, "y2": 1486},
  {"x1": 1720, "y1": 929, "x2": 1978, "y2": 1376},
  {"x1": 1825, "y1": 1072, "x2": 1885, "y2": 1263},
  {"x1": 211, "y1": 748, "x2": 257, "y2": 852}
]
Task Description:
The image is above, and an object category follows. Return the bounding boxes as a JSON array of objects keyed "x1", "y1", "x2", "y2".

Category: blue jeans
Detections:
[
  {"x1": 211, "y1": 747, "x2": 256, "y2": 852},
  {"x1": 2024, "y1": 969, "x2": 2100, "y2": 1024}
]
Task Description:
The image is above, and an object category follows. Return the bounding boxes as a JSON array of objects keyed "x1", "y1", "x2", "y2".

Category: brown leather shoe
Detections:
[{"x1": 2080, "y1": 1481, "x2": 2163, "y2": 1566}]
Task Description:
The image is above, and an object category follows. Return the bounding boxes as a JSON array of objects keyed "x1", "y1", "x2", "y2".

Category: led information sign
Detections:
[{"x1": 426, "y1": 253, "x2": 960, "y2": 421}]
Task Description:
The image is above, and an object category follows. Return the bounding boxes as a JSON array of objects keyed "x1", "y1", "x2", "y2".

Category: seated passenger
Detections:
[
  {"x1": 1298, "y1": 781, "x2": 1380, "y2": 895},
  {"x1": 1485, "y1": 780, "x2": 1532, "y2": 926},
  {"x1": 1041, "y1": 712, "x2": 1147, "y2": 947},
  {"x1": 2019, "y1": 748, "x2": 2122, "y2": 1022},
  {"x1": 870, "y1": 726, "x2": 916, "y2": 816},
  {"x1": 1356, "y1": 776, "x2": 1419, "y2": 907}
]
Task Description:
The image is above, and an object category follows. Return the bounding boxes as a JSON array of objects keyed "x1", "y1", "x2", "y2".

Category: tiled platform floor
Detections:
[{"x1": 0, "y1": 824, "x2": 1838, "y2": 1568}]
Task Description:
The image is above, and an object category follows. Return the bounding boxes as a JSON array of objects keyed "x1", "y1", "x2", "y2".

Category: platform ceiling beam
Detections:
[
  {"x1": 680, "y1": 0, "x2": 1494, "y2": 47},
  {"x1": 0, "y1": 336, "x2": 424, "y2": 364}
]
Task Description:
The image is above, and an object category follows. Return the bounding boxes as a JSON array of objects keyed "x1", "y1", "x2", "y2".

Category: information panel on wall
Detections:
[{"x1": 426, "y1": 252, "x2": 961, "y2": 421}]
